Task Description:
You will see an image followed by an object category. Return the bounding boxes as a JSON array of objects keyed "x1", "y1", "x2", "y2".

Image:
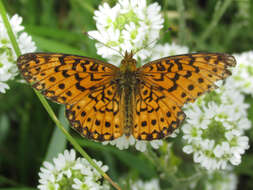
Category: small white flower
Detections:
[
  {"x1": 135, "y1": 140, "x2": 148, "y2": 152},
  {"x1": 183, "y1": 145, "x2": 193, "y2": 154},
  {"x1": 189, "y1": 169, "x2": 237, "y2": 190},
  {"x1": 103, "y1": 134, "x2": 163, "y2": 152},
  {"x1": 103, "y1": 134, "x2": 135, "y2": 150},
  {"x1": 0, "y1": 82, "x2": 9, "y2": 93},
  {"x1": 0, "y1": 14, "x2": 36, "y2": 93},
  {"x1": 38, "y1": 149, "x2": 109, "y2": 190},
  {"x1": 72, "y1": 177, "x2": 110, "y2": 190},
  {"x1": 205, "y1": 170, "x2": 237, "y2": 190},
  {"x1": 231, "y1": 51, "x2": 253, "y2": 96},
  {"x1": 131, "y1": 178, "x2": 161, "y2": 190},
  {"x1": 182, "y1": 79, "x2": 251, "y2": 170},
  {"x1": 150, "y1": 140, "x2": 163, "y2": 149},
  {"x1": 149, "y1": 42, "x2": 189, "y2": 60}
]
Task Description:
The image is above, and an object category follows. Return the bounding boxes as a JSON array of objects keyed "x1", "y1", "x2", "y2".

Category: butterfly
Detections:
[{"x1": 17, "y1": 51, "x2": 236, "y2": 141}]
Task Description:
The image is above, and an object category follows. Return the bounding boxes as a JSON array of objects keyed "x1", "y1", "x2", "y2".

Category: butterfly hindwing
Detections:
[
  {"x1": 133, "y1": 82, "x2": 185, "y2": 140},
  {"x1": 65, "y1": 82, "x2": 123, "y2": 141}
]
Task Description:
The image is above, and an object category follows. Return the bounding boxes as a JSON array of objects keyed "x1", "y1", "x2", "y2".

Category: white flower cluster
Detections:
[
  {"x1": 189, "y1": 170, "x2": 237, "y2": 190},
  {"x1": 0, "y1": 14, "x2": 36, "y2": 93},
  {"x1": 38, "y1": 149, "x2": 110, "y2": 190},
  {"x1": 230, "y1": 51, "x2": 253, "y2": 96},
  {"x1": 149, "y1": 42, "x2": 189, "y2": 60},
  {"x1": 88, "y1": 0, "x2": 164, "y2": 64},
  {"x1": 182, "y1": 79, "x2": 251, "y2": 170},
  {"x1": 131, "y1": 179, "x2": 161, "y2": 190},
  {"x1": 103, "y1": 135, "x2": 163, "y2": 152},
  {"x1": 205, "y1": 170, "x2": 237, "y2": 190}
]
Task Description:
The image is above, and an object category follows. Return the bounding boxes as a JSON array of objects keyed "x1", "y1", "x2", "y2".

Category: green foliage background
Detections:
[{"x1": 1, "y1": 0, "x2": 253, "y2": 189}]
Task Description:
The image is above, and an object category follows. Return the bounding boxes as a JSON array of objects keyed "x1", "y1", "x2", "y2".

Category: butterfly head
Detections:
[{"x1": 119, "y1": 51, "x2": 137, "y2": 72}]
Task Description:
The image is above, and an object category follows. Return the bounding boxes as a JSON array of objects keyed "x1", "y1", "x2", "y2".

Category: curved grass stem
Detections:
[
  {"x1": 0, "y1": 1, "x2": 121, "y2": 189},
  {"x1": 200, "y1": 0, "x2": 233, "y2": 42}
]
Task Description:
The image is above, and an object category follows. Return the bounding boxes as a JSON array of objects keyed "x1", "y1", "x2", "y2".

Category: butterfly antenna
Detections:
[
  {"x1": 83, "y1": 30, "x2": 124, "y2": 57},
  {"x1": 133, "y1": 27, "x2": 173, "y2": 55},
  {"x1": 133, "y1": 38, "x2": 158, "y2": 55}
]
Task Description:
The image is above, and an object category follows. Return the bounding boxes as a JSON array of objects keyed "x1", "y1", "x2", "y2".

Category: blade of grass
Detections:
[
  {"x1": 0, "y1": 114, "x2": 10, "y2": 144},
  {"x1": 44, "y1": 105, "x2": 68, "y2": 161},
  {"x1": 199, "y1": 0, "x2": 233, "y2": 42},
  {"x1": 40, "y1": 0, "x2": 57, "y2": 27},
  {"x1": 31, "y1": 34, "x2": 88, "y2": 56},
  {"x1": 176, "y1": 0, "x2": 187, "y2": 45},
  {"x1": 0, "y1": 1, "x2": 21, "y2": 55},
  {"x1": 25, "y1": 25, "x2": 87, "y2": 44},
  {"x1": 71, "y1": 0, "x2": 94, "y2": 14},
  {"x1": 16, "y1": 103, "x2": 30, "y2": 183},
  {"x1": 0, "y1": 1, "x2": 121, "y2": 189},
  {"x1": 0, "y1": 175, "x2": 19, "y2": 186},
  {"x1": 102, "y1": 151, "x2": 118, "y2": 180}
]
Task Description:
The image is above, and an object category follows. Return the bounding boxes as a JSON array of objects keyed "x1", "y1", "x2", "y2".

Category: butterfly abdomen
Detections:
[
  {"x1": 122, "y1": 88, "x2": 133, "y2": 136},
  {"x1": 117, "y1": 69, "x2": 137, "y2": 137}
]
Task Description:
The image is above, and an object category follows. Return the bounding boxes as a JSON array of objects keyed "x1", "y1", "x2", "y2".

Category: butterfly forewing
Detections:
[
  {"x1": 139, "y1": 53, "x2": 236, "y2": 103},
  {"x1": 17, "y1": 53, "x2": 123, "y2": 141},
  {"x1": 18, "y1": 53, "x2": 118, "y2": 103}
]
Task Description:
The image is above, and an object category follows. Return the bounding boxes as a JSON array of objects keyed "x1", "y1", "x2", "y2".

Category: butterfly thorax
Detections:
[{"x1": 119, "y1": 51, "x2": 137, "y2": 72}]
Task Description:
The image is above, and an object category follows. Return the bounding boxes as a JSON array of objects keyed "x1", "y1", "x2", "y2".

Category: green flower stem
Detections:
[
  {"x1": 0, "y1": 175, "x2": 20, "y2": 186},
  {"x1": 146, "y1": 145, "x2": 178, "y2": 186},
  {"x1": 200, "y1": 0, "x2": 232, "y2": 42},
  {"x1": 0, "y1": 1, "x2": 121, "y2": 190},
  {"x1": 176, "y1": 0, "x2": 187, "y2": 45},
  {"x1": 71, "y1": 0, "x2": 94, "y2": 14},
  {"x1": 0, "y1": 1, "x2": 21, "y2": 56}
]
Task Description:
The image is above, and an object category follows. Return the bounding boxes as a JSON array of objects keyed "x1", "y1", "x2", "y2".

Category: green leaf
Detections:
[
  {"x1": 235, "y1": 154, "x2": 253, "y2": 177},
  {"x1": 112, "y1": 149, "x2": 156, "y2": 178},
  {"x1": 0, "y1": 114, "x2": 10, "y2": 143},
  {"x1": 25, "y1": 25, "x2": 87, "y2": 45},
  {"x1": 44, "y1": 106, "x2": 68, "y2": 161},
  {"x1": 71, "y1": 0, "x2": 94, "y2": 14},
  {"x1": 30, "y1": 34, "x2": 88, "y2": 56}
]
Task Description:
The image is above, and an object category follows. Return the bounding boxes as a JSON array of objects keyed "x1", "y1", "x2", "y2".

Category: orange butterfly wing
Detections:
[
  {"x1": 17, "y1": 53, "x2": 123, "y2": 141},
  {"x1": 133, "y1": 53, "x2": 236, "y2": 140}
]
